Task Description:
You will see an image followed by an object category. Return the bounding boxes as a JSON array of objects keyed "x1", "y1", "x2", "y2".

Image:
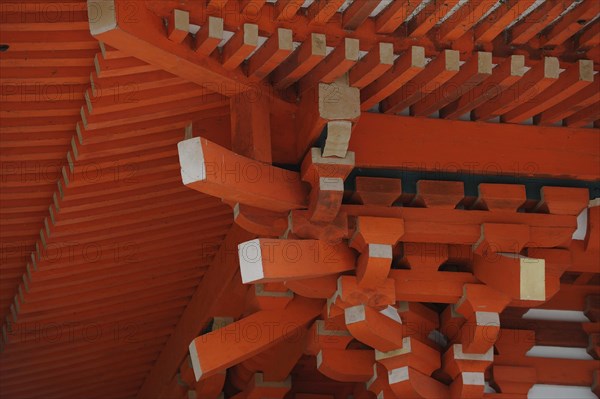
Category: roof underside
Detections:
[{"x1": 0, "y1": 0, "x2": 598, "y2": 397}]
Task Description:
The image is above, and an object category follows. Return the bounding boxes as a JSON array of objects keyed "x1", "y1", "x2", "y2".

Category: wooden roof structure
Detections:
[{"x1": 0, "y1": 0, "x2": 599, "y2": 398}]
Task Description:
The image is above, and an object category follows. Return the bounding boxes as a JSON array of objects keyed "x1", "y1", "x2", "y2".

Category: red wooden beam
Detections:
[
  {"x1": 361, "y1": 46, "x2": 425, "y2": 111},
  {"x1": 188, "y1": 298, "x2": 321, "y2": 380},
  {"x1": 238, "y1": 238, "x2": 355, "y2": 284},
  {"x1": 349, "y1": 42, "x2": 394, "y2": 89},
  {"x1": 342, "y1": 0, "x2": 380, "y2": 30},
  {"x1": 88, "y1": 1, "x2": 243, "y2": 96},
  {"x1": 177, "y1": 137, "x2": 308, "y2": 212},
  {"x1": 137, "y1": 225, "x2": 255, "y2": 397},
  {"x1": 349, "y1": 112, "x2": 600, "y2": 181},
  {"x1": 473, "y1": 57, "x2": 560, "y2": 121},
  {"x1": 508, "y1": 0, "x2": 575, "y2": 45}
]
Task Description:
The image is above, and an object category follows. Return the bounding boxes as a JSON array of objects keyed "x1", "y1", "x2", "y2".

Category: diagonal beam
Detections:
[
  {"x1": 188, "y1": 298, "x2": 322, "y2": 380},
  {"x1": 178, "y1": 137, "x2": 308, "y2": 212},
  {"x1": 137, "y1": 225, "x2": 256, "y2": 398}
]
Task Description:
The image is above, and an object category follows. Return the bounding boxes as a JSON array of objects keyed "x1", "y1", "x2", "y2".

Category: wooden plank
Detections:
[
  {"x1": 499, "y1": 313, "x2": 590, "y2": 348},
  {"x1": 349, "y1": 112, "x2": 600, "y2": 181}
]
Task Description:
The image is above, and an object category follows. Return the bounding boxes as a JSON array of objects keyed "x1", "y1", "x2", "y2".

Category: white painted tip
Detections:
[
  {"x1": 572, "y1": 208, "x2": 588, "y2": 240},
  {"x1": 238, "y1": 239, "x2": 264, "y2": 284},
  {"x1": 379, "y1": 305, "x2": 402, "y2": 323},
  {"x1": 188, "y1": 341, "x2": 203, "y2": 381},
  {"x1": 88, "y1": 0, "x2": 117, "y2": 36},
  {"x1": 178, "y1": 138, "x2": 206, "y2": 185},
  {"x1": 316, "y1": 350, "x2": 324, "y2": 368},
  {"x1": 344, "y1": 304, "x2": 366, "y2": 325},
  {"x1": 388, "y1": 366, "x2": 409, "y2": 384},
  {"x1": 461, "y1": 372, "x2": 485, "y2": 386}
]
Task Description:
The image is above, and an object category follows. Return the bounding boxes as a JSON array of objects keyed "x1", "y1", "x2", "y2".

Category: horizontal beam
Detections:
[
  {"x1": 341, "y1": 206, "x2": 576, "y2": 248},
  {"x1": 349, "y1": 113, "x2": 600, "y2": 181}
]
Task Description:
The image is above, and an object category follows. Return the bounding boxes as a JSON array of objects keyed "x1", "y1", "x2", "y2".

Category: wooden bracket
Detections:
[
  {"x1": 286, "y1": 210, "x2": 349, "y2": 243},
  {"x1": 233, "y1": 204, "x2": 288, "y2": 237},
  {"x1": 345, "y1": 304, "x2": 403, "y2": 352},
  {"x1": 297, "y1": 75, "x2": 360, "y2": 158},
  {"x1": 473, "y1": 183, "x2": 526, "y2": 212},
  {"x1": 353, "y1": 176, "x2": 402, "y2": 206},
  {"x1": 401, "y1": 242, "x2": 449, "y2": 272},
  {"x1": 316, "y1": 348, "x2": 375, "y2": 382},
  {"x1": 535, "y1": 186, "x2": 590, "y2": 216},
  {"x1": 375, "y1": 336, "x2": 441, "y2": 376},
  {"x1": 301, "y1": 148, "x2": 355, "y2": 223},
  {"x1": 397, "y1": 302, "x2": 440, "y2": 343},
  {"x1": 412, "y1": 180, "x2": 464, "y2": 209},
  {"x1": 472, "y1": 223, "x2": 531, "y2": 256},
  {"x1": 387, "y1": 366, "x2": 449, "y2": 399},
  {"x1": 472, "y1": 254, "x2": 546, "y2": 301},
  {"x1": 305, "y1": 319, "x2": 353, "y2": 356},
  {"x1": 328, "y1": 276, "x2": 396, "y2": 314}
]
